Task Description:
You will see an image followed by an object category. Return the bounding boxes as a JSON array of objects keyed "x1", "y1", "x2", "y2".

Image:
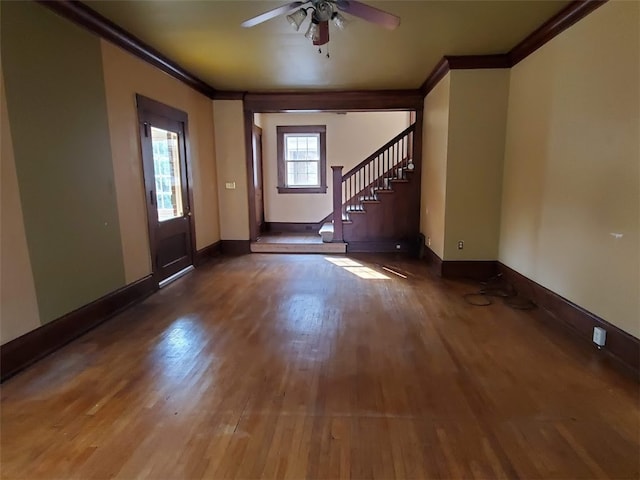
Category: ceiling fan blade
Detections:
[
  {"x1": 241, "y1": 1, "x2": 305, "y2": 28},
  {"x1": 336, "y1": 0, "x2": 400, "y2": 30},
  {"x1": 313, "y1": 20, "x2": 330, "y2": 46}
]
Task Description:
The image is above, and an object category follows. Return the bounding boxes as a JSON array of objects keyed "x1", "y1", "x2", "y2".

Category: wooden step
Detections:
[
  {"x1": 346, "y1": 206, "x2": 366, "y2": 213},
  {"x1": 319, "y1": 222, "x2": 334, "y2": 243},
  {"x1": 251, "y1": 242, "x2": 347, "y2": 254},
  {"x1": 372, "y1": 188, "x2": 394, "y2": 194}
]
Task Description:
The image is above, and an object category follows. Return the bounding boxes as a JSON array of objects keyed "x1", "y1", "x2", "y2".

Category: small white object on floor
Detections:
[{"x1": 319, "y1": 222, "x2": 334, "y2": 243}]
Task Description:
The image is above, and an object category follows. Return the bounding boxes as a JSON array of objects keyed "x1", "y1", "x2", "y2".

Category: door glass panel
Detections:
[{"x1": 151, "y1": 126, "x2": 184, "y2": 222}]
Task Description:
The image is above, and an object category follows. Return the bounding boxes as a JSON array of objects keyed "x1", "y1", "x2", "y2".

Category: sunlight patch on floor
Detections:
[
  {"x1": 325, "y1": 257, "x2": 390, "y2": 280},
  {"x1": 325, "y1": 257, "x2": 362, "y2": 267}
]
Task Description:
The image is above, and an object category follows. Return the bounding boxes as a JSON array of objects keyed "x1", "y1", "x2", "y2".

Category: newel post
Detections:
[{"x1": 331, "y1": 166, "x2": 343, "y2": 242}]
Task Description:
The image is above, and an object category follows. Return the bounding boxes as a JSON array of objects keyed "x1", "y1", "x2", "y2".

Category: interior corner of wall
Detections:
[{"x1": 1, "y1": 70, "x2": 42, "y2": 343}]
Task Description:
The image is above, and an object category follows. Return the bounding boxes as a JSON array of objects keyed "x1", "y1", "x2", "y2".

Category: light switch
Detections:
[{"x1": 225, "y1": 182, "x2": 236, "y2": 189}]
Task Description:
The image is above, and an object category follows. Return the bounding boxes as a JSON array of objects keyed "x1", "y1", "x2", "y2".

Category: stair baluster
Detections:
[{"x1": 334, "y1": 123, "x2": 416, "y2": 236}]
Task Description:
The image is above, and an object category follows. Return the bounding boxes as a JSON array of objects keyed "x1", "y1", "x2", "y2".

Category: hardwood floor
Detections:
[{"x1": 1, "y1": 254, "x2": 638, "y2": 479}]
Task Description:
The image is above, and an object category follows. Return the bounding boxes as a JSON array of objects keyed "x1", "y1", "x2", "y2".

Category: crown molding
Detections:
[
  {"x1": 213, "y1": 91, "x2": 246, "y2": 100},
  {"x1": 38, "y1": 0, "x2": 608, "y2": 104},
  {"x1": 37, "y1": 0, "x2": 217, "y2": 99},
  {"x1": 508, "y1": 0, "x2": 607, "y2": 66},
  {"x1": 420, "y1": 54, "x2": 511, "y2": 96},
  {"x1": 446, "y1": 54, "x2": 511, "y2": 70},
  {"x1": 420, "y1": 0, "x2": 608, "y2": 97},
  {"x1": 419, "y1": 57, "x2": 450, "y2": 98}
]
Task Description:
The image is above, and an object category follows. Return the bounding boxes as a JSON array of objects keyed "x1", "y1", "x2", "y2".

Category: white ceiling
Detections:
[{"x1": 86, "y1": 0, "x2": 571, "y2": 91}]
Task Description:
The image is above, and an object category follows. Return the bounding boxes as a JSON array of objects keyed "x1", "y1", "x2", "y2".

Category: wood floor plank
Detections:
[{"x1": 1, "y1": 253, "x2": 638, "y2": 479}]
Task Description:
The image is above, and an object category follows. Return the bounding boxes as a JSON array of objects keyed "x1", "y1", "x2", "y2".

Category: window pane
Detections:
[
  {"x1": 286, "y1": 161, "x2": 320, "y2": 186},
  {"x1": 151, "y1": 126, "x2": 184, "y2": 222},
  {"x1": 284, "y1": 133, "x2": 320, "y2": 161},
  {"x1": 286, "y1": 137, "x2": 297, "y2": 160}
]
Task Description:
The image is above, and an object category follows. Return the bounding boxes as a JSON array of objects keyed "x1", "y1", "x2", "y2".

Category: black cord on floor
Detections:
[{"x1": 463, "y1": 274, "x2": 536, "y2": 310}]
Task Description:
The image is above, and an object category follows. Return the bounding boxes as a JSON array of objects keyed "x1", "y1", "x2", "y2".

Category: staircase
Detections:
[{"x1": 330, "y1": 123, "x2": 420, "y2": 253}]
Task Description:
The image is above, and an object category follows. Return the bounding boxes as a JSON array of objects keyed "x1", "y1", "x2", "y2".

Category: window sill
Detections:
[{"x1": 277, "y1": 186, "x2": 328, "y2": 194}]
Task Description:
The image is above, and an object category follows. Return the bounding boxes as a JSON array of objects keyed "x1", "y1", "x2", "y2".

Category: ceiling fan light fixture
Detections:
[
  {"x1": 286, "y1": 8, "x2": 307, "y2": 31},
  {"x1": 304, "y1": 18, "x2": 320, "y2": 42},
  {"x1": 331, "y1": 12, "x2": 348, "y2": 30},
  {"x1": 241, "y1": 0, "x2": 401, "y2": 53}
]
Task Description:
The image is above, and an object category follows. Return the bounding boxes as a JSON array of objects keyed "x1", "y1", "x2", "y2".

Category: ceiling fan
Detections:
[{"x1": 241, "y1": 0, "x2": 400, "y2": 49}]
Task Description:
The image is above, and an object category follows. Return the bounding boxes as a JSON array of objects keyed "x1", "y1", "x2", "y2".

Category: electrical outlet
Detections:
[
  {"x1": 593, "y1": 326, "x2": 607, "y2": 348},
  {"x1": 427, "y1": 236, "x2": 431, "y2": 247},
  {"x1": 457, "y1": 240, "x2": 464, "y2": 250},
  {"x1": 225, "y1": 182, "x2": 236, "y2": 190}
]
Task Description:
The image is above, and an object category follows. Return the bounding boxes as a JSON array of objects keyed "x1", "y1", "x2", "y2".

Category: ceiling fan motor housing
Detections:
[{"x1": 311, "y1": 1, "x2": 334, "y2": 22}]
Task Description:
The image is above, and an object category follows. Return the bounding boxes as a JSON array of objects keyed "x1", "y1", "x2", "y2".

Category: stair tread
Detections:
[{"x1": 340, "y1": 144, "x2": 414, "y2": 228}]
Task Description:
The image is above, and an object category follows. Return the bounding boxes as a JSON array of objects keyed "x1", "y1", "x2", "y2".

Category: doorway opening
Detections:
[{"x1": 247, "y1": 109, "x2": 417, "y2": 253}]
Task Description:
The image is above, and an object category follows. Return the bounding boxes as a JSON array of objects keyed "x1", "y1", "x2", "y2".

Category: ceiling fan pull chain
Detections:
[{"x1": 317, "y1": 45, "x2": 330, "y2": 58}]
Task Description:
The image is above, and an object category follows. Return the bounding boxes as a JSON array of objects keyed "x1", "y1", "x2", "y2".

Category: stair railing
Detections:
[{"x1": 331, "y1": 124, "x2": 416, "y2": 241}]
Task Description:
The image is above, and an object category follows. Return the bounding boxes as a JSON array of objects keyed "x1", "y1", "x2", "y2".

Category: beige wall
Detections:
[
  {"x1": 500, "y1": 0, "x2": 639, "y2": 338},
  {"x1": 213, "y1": 100, "x2": 250, "y2": 240},
  {"x1": 420, "y1": 70, "x2": 509, "y2": 260},
  {"x1": 101, "y1": 41, "x2": 220, "y2": 283},
  {"x1": 1, "y1": 27, "x2": 222, "y2": 345},
  {"x1": 261, "y1": 112, "x2": 409, "y2": 223},
  {"x1": 444, "y1": 69, "x2": 510, "y2": 260},
  {"x1": 420, "y1": 74, "x2": 450, "y2": 259},
  {"x1": 0, "y1": 72, "x2": 41, "y2": 344}
]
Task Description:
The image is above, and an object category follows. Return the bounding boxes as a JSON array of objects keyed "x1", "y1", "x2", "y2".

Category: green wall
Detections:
[{"x1": 1, "y1": 1, "x2": 125, "y2": 323}]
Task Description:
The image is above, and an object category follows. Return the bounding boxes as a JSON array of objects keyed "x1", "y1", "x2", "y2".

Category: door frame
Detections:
[
  {"x1": 136, "y1": 94, "x2": 196, "y2": 284},
  {"x1": 242, "y1": 92, "x2": 425, "y2": 241},
  {"x1": 251, "y1": 124, "x2": 265, "y2": 235}
]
